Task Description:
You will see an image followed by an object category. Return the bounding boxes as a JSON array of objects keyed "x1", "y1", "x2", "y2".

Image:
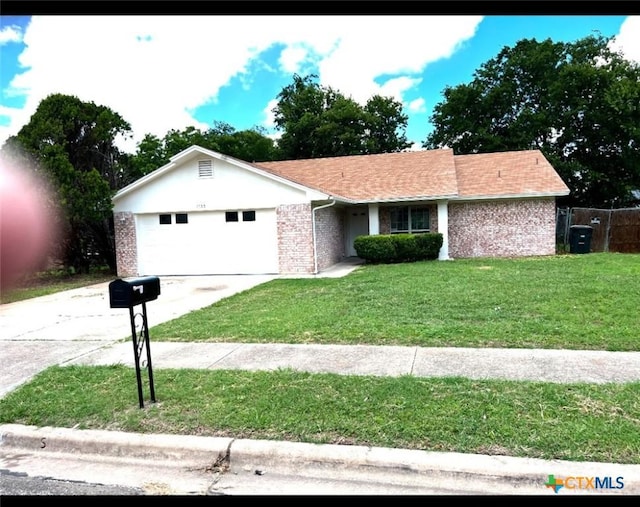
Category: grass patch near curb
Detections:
[
  {"x1": 149, "y1": 253, "x2": 640, "y2": 351},
  {"x1": 1, "y1": 365, "x2": 639, "y2": 465},
  {"x1": 0, "y1": 267, "x2": 114, "y2": 304}
]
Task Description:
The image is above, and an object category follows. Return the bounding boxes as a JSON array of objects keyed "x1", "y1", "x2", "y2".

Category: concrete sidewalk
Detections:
[
  {"x1": 2, "y1": 259, "x2": 640, "y2": 495},
  {"x1": 68, "y1": 341, "x2": 640, "y2": 384}
]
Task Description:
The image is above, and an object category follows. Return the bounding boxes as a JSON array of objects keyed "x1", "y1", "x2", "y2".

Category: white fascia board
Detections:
[
  {"x1": 351, "y1": 194, "x2": 459, "y2": 204},
  {"x1": 450, "y1": 191, "x2": 570, "y2": 202}
]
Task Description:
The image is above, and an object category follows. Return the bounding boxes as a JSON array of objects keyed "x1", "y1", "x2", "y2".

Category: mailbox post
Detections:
[{"x1": 108, "y1": 276, "x2": 161, "y2": 408}]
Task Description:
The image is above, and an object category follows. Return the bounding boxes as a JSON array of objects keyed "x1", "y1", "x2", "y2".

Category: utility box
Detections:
[
  {"x1": 569, "y1": 225, "x2": 593, "y2": 254},
  {"x1": 109, "y1": 276, "x2": 161, "y2": 308}
]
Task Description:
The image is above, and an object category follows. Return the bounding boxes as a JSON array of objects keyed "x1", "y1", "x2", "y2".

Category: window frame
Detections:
[{"x1": 389, "y1": 205, "x2": 430, "y2": 234}]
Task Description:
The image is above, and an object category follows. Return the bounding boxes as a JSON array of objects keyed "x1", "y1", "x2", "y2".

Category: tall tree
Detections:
[
  {"x1": 272, "y1": 74, "x2": 327, "y2": 159},
  {"x1": 211, "y1": 124, "x2": 282, "y2": 162},
  {"x1": 364, "y1": 95, "x2": 411, "y2": 154},
  {"x1": 1, "y1": 93, "x2": 133, "y2": 272},
  {"x1": 129, "y1": 133, "x2": 167, "y2": 177},
  {"x1": 273, "y1": 74, "x2": 410, "y2": 159},
  {"x1": 314, "y1": 91, "x2": 368, "y2": 156},
  {"x1": 424, "y1": 35, "x2": 640, "y2": 208},
  {"x1": 129, "y1": 122, "x2": 281, "y2": 176}
]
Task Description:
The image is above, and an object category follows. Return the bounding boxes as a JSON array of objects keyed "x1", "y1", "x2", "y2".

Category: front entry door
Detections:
[{"x1": 346, "y1": 206, "x2": 369, "y2": 256}]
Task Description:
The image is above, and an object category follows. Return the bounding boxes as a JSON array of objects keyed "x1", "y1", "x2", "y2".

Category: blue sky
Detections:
[{"x1": 0, "y1": 15, "x2": 638, "y2": 154}]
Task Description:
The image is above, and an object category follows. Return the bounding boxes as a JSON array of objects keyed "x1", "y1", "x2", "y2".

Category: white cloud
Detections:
[
  {"x1": 609, "y1": 16, "x2": 640, "y2": 63},
  {"x1": 262, "y1": 98, "x2": 279, "y2": 129},
  {"x1": 0, "y1": 25, "x2": 23, "y2": 45},
  {"x1": 378, "y1": 76, "x2": 423, "y2": 104},
  {"x1": 408, "y1": 97, "x2": 426, "y2": 114},
  {"x1": 315, "y1": 16, "x2": 480, "y2": 104},
  {"x1": 1, "y1": 15, "x2": 482, "y2": 152},
  {"x1": 279, "y1": 44, "x2": 313, "y2": 74}
]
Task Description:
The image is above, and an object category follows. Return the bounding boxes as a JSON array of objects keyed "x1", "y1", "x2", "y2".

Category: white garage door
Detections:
[{"x1": 136, "y1": 209, "x2": 279, "y2": 275}]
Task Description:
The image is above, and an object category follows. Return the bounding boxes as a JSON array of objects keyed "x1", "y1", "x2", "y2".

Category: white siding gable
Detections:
[{"x1": 114, "y1": 155, "x2": 316, "y2": 214}]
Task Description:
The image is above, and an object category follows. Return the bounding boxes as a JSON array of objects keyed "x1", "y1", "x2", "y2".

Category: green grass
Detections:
[
  {"x1": 2, "y1": 253, "x2": 639, "y2": 464},
  {"x1": 150, "y1": 253, "x2": 640, "y2": 351},
  {"x1": 1, "y1": 365, "x2": 638, "y2": 464},
  {"x1": 0, "y1": 266, "x2": 114, "y2": 304}
]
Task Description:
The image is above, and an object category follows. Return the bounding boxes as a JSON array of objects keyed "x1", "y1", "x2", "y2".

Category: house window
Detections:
[
  {"x1": 198, "y1": 159, "x2": 213, "y2": 178},
  {"x1": 242, "y1": 210, "x2": 256, "y2": 222},
  {"x1": 225, "y1": 211, "x2": 239, "y2": 222},
  {"x1": 176, "y1": 213, "x2": 188, "y2": 224},
  {"x1": 390, "y1": 206, "x2": 430, "y2": 233},
  {"x1": 159, "y1": 214, "x2": 172, "y2": 225}
]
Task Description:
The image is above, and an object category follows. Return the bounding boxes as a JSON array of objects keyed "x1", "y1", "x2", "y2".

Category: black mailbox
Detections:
[{"x1": 109, "y1": 276, "x2": 161, "y2": 308}]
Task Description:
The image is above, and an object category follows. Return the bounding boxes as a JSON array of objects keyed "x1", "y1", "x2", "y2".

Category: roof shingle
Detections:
[
  {"x1": 454, "y1": 150, "x2": 570, "y2": 198},
  {"x1": 255, "y1": 148, "x2": 569, "y2": 202}
]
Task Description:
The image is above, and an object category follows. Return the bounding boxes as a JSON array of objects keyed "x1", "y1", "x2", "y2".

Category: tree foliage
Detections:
[
  {"x1": 272, "y1": 74, "x2": 411, "y2": 159},
  {"x1": 1, "y1": 93, "x2": 133, "y2": 273},
  {"x1": 129, "y1": 122, "x2": 281, "y2": 177},
  {"x1": 424, "y1": 35, "x2": 640, "y2": 208}
]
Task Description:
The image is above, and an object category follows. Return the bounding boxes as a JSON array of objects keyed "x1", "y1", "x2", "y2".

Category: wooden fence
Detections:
[{"x1": 556, "y1": 207, "x2": 640, "y2": 253}]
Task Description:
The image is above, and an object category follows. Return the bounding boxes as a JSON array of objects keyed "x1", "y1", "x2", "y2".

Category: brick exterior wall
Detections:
[
  {"x1": 448, "y1": 198, "x2": 557, "y2": 258},
  {"x1": 315, "y1": 205, "x2": 345, "y2": 271},
  {"x1": 277, "y1": 203, "x2": 315, "y2": 274},
  {"x1": 116, "y1": 200, "x2": 555, "y2": 278},
  {"x1": 114, "y1": 212, "x2": 138, "y2": 277},
  {"x1": 379, "y1": 207, "x2": 390, "y2": 234}
]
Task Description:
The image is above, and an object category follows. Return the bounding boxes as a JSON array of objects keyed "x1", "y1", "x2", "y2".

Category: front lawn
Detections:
[
  {"x1": 0, "y1": 266, "x2": 114, "y2": 304},
  {"x1": 2, "y1": 253, "x2": 639, "y2": 464},
  {"x1": 149, "y1": 253, "x2": 640, "y2": 351},
  {"x1": 1, "y1": 365, "x2": 638, "y2": 464}
]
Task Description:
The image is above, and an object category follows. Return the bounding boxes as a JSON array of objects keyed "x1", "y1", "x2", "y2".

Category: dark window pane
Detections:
[
  {"x1": 225, "y1": 211, "x2": 239, "y2": 222},
  {"x1": 159, "y1": 214, "x2": 171, "y2": 225},
  {"x1": 176, "y1": 213, "x2": 188, "y2": 224},
  {"x1": 411, "y1": 208, "x2": 429, "y2": 231},
  {"x1": 242, "y1": 210, "x2": 256, "y2": 222},
  {"x1": 390, "y1": 207, "x2": 409, "y2": 232}
]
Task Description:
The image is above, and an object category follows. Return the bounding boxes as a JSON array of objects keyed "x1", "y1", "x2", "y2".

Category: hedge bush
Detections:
[
  {"x1": 353, "y1": 233, "x2": 443, "y2": 264},
  {"x1": 415, "y1": 232, "x2": 444, "y2": 260},
  {"x1": 353, "y1": 235, "x2": 396, "y2": 263}
]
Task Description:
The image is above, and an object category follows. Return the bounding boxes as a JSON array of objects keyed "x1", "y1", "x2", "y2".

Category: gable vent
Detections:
[{"x1": 198, "y1": 159, "x2": 213, "y2": 178}]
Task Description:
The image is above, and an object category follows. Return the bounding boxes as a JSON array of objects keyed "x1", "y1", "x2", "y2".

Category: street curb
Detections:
[
  {"x1": 2, "y1": 424, "x2": 639, "y2": 495},
  {"x1": 0, "y1": 424, "x2": 231, "y2": 466}
]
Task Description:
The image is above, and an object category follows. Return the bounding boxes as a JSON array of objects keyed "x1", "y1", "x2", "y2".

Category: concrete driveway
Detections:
[{"x1": 0, "y1": 274, "x2": 276, "y2": 397}]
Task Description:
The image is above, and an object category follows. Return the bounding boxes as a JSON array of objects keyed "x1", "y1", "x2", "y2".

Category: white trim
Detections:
[
  {"x1": 437, "y1": 201, "x2": 450, "y2": 260},
  {"x1": 312, "y1": 199, "x2": 336, "y2": 274},
  {"x1": 349, "y1": 194, "x2": 458, "y2": 204},
  {"x1": 451, "y1": 191, "x2": 569, "y2": 201},
  {"x1": 368, "y1": 204, "x2": 380, "y2": 235}
]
